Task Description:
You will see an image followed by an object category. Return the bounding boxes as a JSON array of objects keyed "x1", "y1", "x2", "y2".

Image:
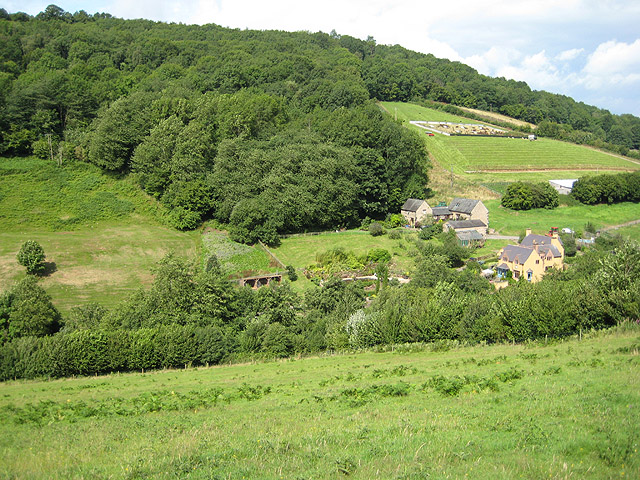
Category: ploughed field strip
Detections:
[{"x1": 427, "y1": 135, "x2": 639, "y2": 173}]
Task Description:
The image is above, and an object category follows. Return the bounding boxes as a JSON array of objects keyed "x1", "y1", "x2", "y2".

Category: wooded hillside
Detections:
[{"x1": 0, "y1": 5, "x2": 639, "y2": 239}]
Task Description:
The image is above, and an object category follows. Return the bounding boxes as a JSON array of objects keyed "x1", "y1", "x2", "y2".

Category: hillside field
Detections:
[
  {"x1": 271, "y1": 230, "x2": 418, "y2": 289},
  {"x1": 0, "y1": 158, "x2": 198, "y2": 313},
  {"x1": 1, "y1": 324, "x2": 638, "y2": 479},
  {"x1": 381, "y1": 102, "x2": 639, "y2": 183}
]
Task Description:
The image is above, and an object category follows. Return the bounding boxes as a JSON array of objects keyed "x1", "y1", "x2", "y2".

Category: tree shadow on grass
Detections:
[{"x1": 39, "y1": 262, "x2": 58, "y2": 277}]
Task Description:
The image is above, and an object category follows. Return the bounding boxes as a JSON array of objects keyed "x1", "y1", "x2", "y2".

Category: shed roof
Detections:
[
  {"x1": 401, "y1": 198, "x2": 426, "y2": 212},
  {"x1": 446, "y1": 219, "x2": 487, "y2": 229},
  {"x1": 549, "y1": 179, "x2": 578, "y2": 189},
  {"x1": 456, "y1": 230, "x2": 484, "y2": 241},
  {"x1": 432, "y1": 206, "x2": 451, "y2": 216},
  {"x1": 449, "y1": 198, "x2": 480, "y2": 214}
]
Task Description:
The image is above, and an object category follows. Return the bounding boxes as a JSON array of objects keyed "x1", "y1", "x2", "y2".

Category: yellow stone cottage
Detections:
[{"x1": 496, "y1": 229, "x2": 564, "y2": 282}]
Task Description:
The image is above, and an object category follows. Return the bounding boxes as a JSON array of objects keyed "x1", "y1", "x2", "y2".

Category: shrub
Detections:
[
  {"x1": 16, "y1": 240, "x2": 46, "y2": 275},
  {"x1": 387, "y1": 229, "x2": 402, "y2": 239},
  {"x1": 286, "y1": 265, "x2": 298, "y2": 281},
  {"x1": 367, "y1": 248, "x2": 391, "y2": 263},
  {"x1": 369, "y1": 222, "x2": 384, "y2": 236},
  {"x1": 501, "y1": 181, "x2": 559, "y2": 210}
]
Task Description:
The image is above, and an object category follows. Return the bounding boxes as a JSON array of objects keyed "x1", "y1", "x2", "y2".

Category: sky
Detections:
[{"x1": 5, "y1": 0, "x2": 640, "y2": 117}]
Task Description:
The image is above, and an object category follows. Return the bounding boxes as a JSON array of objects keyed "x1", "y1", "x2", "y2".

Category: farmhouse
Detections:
[
  {"x1": 448, "y1": 198, "x2": 489, "y2": 227},
  {"x1": 496, "y1": 228, "x2": 564, "y2": 282},
  {"x1": 400, "y1": 198, "x2": 432, "y2": 227},
  {"x1": 549, "y1": 179, "x2": 578, "y2": 195}
]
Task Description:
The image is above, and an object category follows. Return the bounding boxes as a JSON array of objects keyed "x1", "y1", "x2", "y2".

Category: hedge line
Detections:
[{"x1": 0, "y1": 325, "x2": 235, "y2": 381}]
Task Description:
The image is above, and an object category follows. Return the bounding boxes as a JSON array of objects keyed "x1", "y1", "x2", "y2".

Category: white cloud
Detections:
[
  {"x1": 580, "y1": 39, "x2": 640, "y2": 89},
  {"x1": 555, "y1": 48, "x2": 584, "y2": 61},
  {"x1": 583, "y1": 39, "x2": 640, "y2": 75}
]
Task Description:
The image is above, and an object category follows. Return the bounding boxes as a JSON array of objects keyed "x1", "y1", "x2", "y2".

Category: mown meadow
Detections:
[
  {"x1": 381, "y1": 101, "x2": 639, "y2": 182},
  {"x1": 0, "y1": 157, "x2": 200, "y2": 313},
  {"x1": 1, "y1": 324, "x2": 638, "y2": 479}
]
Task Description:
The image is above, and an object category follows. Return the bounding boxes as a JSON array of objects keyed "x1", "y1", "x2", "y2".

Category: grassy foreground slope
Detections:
[
  {"x1": 0, "y1": 158, "x2": 199, "y2": 312},
  {"x1": 1, "y1": 325, "x2": 638, "y2": 479}
]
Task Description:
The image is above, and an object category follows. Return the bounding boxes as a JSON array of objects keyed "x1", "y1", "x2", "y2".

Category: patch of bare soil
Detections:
[
  {"x1": 43, "y1": 266, "x2": 123, "y2": 287},
  {"x1": 0, "y1": 254, "x2": 22, "y2": 290},
  {"x1": 457, "y1": 107, "x2": 536, "y2": 129}
]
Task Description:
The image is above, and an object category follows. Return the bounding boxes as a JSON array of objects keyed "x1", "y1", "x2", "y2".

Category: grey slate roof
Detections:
[
  {"x1": 432, "y1": 206, "x2": 451, "y2": 216},
  {"x1": 401, "y1": 198, "x2": 426, "y2": 212},
  {"x1": 521, "y1": 234, "x2": 558, "y2": 247},
  {"x1": 500, "y1": 245, "x2": 535, "y2": 263},
  {"x1": 520, "y1": 234, "x2": 563, "y2": 256},
  {"x1": 448, "y1": 198, "x2": 479, "y2": 214},
  {"x1": 538, "y1": 244, "x2": 562, "y2": 258},
  {"x1": 496, "y1": 263, "x2": 510, "y2": 270},
  {"x1": 456, "y1": 230, "x2": 484, "y2": 241},
  {"x1": 446, "y1": 219, "x2": 487, "y2": 229}
]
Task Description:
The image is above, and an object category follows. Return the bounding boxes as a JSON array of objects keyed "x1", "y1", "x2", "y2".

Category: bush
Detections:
[
  {"x1": 286, "y1": 265, "x2": 298, "y2": 281},
  {"x1": 16, "y1": 240, "x2": 46, "y2": 275},
  {"x1": 501, "y1": 181, "x2": 559, "y2": 210},
  {"x1": 367, "y1": 248, "x2": 391, "y2": 263},
  {"x1": 369, "y1": 222, "x2": 384, "y2": 236},
  {"x1": 386, "y1": 214, "x2": 404, "y2": 228}
]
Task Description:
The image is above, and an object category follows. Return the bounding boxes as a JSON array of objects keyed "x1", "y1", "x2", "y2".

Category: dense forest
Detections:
[{"x1": 1, "y1": 5, "x2": 640, "y2": 239}]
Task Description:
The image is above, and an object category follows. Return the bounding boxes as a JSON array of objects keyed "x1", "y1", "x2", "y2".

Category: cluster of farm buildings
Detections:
[{"x1": 401, "y1": 197, "x2": 565, "y2": 283}]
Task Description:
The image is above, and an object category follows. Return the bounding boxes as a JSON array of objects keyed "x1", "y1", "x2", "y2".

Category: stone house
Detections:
[
  {"x1": 496, "y1": 229, "x2": 564, "y2": 282},
  {"x1": 448, "y1": 198, "x2": 489, "y2": 227},
  {"x1": 443, "y1": 219, "x2": 487, "y2": 236},
  {"x1": 400, "y1": 198, "x2": 431, "y2": 227}
]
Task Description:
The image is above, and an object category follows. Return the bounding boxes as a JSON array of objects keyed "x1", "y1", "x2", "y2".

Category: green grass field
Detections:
[
  {"x1": 486, "y1": 200, "x2": 640, "y2": 236},
  {"x1": 610, "y1": 223, "x2": 640, "y2": 242},
  {"x1": 0, "y1": 158, "x2": 200, "y2": 313},
  {"x1": 1, "y1": 324, "x2": 638, "y2": 479},
  {"x1": 381, "y1": 102, "x2": 639, "y2": 183},
  {"x1": 271, "y1": 230, "x2": 418, "y2": 289}
]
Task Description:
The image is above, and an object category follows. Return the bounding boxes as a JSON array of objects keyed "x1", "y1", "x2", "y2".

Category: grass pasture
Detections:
[
  {"x1": 201, "y1": 230, "x2": 279, "y2": 277},
  {"x1": 381, "y1": 101, "x2": 639, "y2": 182},
  {"x1": 486, "y1": 200, "x2": 640, "y2": 236},
  {"x1": 0, "y1": 157, "x2": 200, "y2": 313},
  {"x1": 272, "y1": 230, "x2": 418, "y2": 288},
  {"x1": 433, "y1": 135, "x2": 638, "y2": 175},
  {"x1": 1, "y1": 325, "x2": 638, "y2": 479}
]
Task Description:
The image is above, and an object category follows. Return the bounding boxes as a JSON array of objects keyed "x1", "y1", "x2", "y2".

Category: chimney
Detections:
[{"x1": 525, "y1": 228, "x2": 531, "y2": 237}]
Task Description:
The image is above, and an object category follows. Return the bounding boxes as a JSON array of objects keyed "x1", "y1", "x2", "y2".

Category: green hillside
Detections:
[
  {"x1": 1, "y1": 325, "x2": 638, "y2": 479},
  {"x1": 0, "y1": 157, "x2": 200, "y2": 312},
  {"x1": 382, "y1": 102, "x2": 639, "y2": 182}
]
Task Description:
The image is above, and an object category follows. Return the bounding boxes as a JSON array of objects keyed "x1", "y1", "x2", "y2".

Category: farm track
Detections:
[
  {"x1": 465, "y1": 167, "x2": 633, "y2": 173},
  {"x1": 600, "y1": 218, "x2": 640, "y2": 232}
]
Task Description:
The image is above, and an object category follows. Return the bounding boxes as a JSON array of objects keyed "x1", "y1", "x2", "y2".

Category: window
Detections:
[{"x1": 536, "y1": 260, "x2": 539, "y2": 264}]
